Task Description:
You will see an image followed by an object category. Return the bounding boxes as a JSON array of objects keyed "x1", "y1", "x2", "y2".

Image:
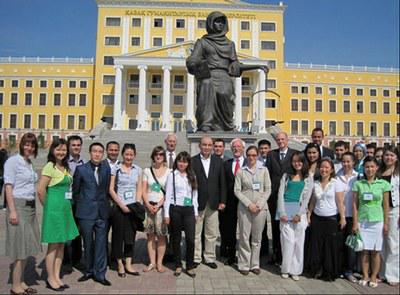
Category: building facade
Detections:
[{"x1": 0, "y1": 0, "x2": 398, "y2": 147}]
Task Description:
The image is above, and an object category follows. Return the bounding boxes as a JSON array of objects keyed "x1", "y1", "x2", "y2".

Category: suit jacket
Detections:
[
  {"x1": 322, "y1": 146, "x2": 335, "y2": 160},
  {"x1": 266, "y1": 148, "x2": 296, "y2": 197},
  {"x1": 223, "y1": 157, "x2": 247, "y2": 209},
  {"x1": 73, "y1": 161, "x2": 111, "y2": 220},
  {"x1": 191, "y1": 154, "x2": 226, "y2": 211}
]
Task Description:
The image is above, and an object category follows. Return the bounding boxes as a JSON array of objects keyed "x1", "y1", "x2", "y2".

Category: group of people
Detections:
[{"x1": 2, "y1": 128, "x2": 399, "y2": 294}]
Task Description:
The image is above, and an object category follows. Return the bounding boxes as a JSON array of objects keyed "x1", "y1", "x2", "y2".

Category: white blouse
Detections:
[{"x1": 313, "y1": 178, "x2": 345, "y2": 217}]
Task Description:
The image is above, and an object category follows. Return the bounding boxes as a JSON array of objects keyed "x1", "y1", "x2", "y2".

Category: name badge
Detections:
[
  {"x1": 252, "y1": 182, "x2": 261, "y2": 191},
  {"x1": 151, "y1": 183, "x2": 161, "y2": 193},
  {"x1": 124, "y1": 191, "x2": 134, "y2": 201},
  {"x1": 363, "y1": 192, "x2": 374, "y2": 201},
  {"x1": 65, "y1": 192, "x2": 72, "y2": 200},
  {"x1": 183, "y1": 197, "x2": 192, "y2": 206}
]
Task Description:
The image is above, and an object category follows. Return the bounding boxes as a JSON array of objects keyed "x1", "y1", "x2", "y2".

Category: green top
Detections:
[
  {"x1": 41, "y1": 162, "x2": 72, "y2": 187},
  {"x1": 283, "y1": 179, "x2": 305, "y2": 203},
  {"x1": 352, "y1": 178, "x2": 391, "y2": 222}
]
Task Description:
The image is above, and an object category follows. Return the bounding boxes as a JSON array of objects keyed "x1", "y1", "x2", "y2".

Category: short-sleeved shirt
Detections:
[
  {"x1": 352, "y1": 178, "x2": 391, "y2": 222},
  {"x1": 143, "y1": 167, "x2": 171, "y2": 203},
  {"x1": 336, "y1": 169, "x2": 359, "y2": 217},
  {"x1": 41, "y1": 162, "x2": 72, "y2": 187},
  {"x1": 3, "y1": 154, "x2": 37, "y2": 200},
  {"x1": 313, "y1": 178, "x2": 345, "y2": 217},
  {"x1": 111, "y1": 163, "x2": 142, "y2": 205}
]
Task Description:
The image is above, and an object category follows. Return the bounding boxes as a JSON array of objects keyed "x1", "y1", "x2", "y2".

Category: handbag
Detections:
[
  {"x1": 127, "y1": 202, "x2": 145, "y2": 232},
  {"x1": 345, "y1": 232, "x2": 364, "y2": 252}
]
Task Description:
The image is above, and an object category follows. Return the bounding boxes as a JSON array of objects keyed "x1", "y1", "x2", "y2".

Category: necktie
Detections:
[
  {"x1": 94, "y1": 166, "x2": 99, "y2": 185},
  {"x1": 169, "y1": 152, "x2": 173, "y2": 169},
  {"x1": 280, "y1": 152, "x2": 285, "y2": 161},
  {"x1": 234, "y1": 159, "x2": 240, "y2": 176}
]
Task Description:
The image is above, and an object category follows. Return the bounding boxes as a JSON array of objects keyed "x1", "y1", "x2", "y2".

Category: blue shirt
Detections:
[
  {"x1": 111, "y1": 163, "x2": 142, "y2": 205},
  {"x1": 68, "y1": 155, "x2": 86, "y2": 176}
]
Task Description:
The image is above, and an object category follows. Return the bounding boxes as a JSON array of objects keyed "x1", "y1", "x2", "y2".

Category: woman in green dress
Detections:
[{"x1": 38, "y1": 138, "x2": 79, "y2": 291}]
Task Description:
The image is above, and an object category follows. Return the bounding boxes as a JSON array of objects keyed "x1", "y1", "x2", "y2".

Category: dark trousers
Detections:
[
  {"x1": 111, "y1": 207, "x2": 136, "y2": 259},
  {"x1": 268, "y1": 197, "x2": 282, "y2": 262},
  {"x1": 79, "y1": 218, "x2": 108, "y2": 281},
  {"x1": 170, "y1": 205, "x2": 195, "y2": 269},
  {"x1": 218, "y1": 202, "x2": 238, "y2": 260},
  {"x1": 260, "y1": 221, "x2": 269, "y2": 256}
]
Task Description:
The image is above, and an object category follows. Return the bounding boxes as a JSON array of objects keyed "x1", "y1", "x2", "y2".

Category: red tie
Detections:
[{"x1": 234, "y1": 159, "x2": 240, "y2": 176}]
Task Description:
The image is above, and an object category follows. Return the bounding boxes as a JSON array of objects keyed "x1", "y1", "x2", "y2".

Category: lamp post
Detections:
[{"x1": 250, "y1": 88, "x2": 282, "y2": 133}]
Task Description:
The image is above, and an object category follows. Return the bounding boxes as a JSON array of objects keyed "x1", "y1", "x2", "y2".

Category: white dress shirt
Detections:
[
  {"x1": 231, "y1": 156, "x2": 245, "y2": 175},
  {"x1": 200, "y1": 154, "x2": 211, "y2": 178}
]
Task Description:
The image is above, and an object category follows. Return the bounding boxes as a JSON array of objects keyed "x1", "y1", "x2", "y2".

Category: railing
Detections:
[
  {"x1": 285, "y1": 62, "x2": 399, "y2": 73},
  {"x1": 150, "y1": 82, "x2": 162, "y2": 89},
  {"x1": 242, "y1": 85, "x2": 254, "y2": 91},
  {"x1": 128, "y1": 81, "x2": 139, "y2": 88},
  {"x1": 173, "y1": 82, "x2": 185, "y2": 89},
  {"x1": 0, "y1": 56, "x2": 94, "y2": 64}
]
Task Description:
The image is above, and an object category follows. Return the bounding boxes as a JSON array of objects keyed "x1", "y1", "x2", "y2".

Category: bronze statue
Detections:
[{"x1": 186, "y1": 11, "x2": 269, "y2": 132}]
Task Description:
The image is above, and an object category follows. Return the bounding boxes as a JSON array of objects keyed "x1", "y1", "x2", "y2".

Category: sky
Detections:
[{"x1": 0, "y1": 0, "x2": 398, "y2": 68}]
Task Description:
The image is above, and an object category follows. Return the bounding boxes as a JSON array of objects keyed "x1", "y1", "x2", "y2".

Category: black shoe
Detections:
[
  {"x1": 204, "y1": 262, "x2": 218, "y2": 269},
  {"x1": 77, "y1": 274, "x2": 93, "y2": 282},
  {"x1": 94, "y1": 278, "x2": 112, "y2": 286},
  {"x1": 239, "y1": 270, "x2": 249, "y2": 276},
  {"x1": 126, "y1": 270, "x2": 140, "y2": 276},
  {"x1": 193, "y1": 262, "x2": 200, "y2": 269},
  {"x1": 61, "y1": 284, "x2": 70, "y2": 289},
  {"x1": 224, "y1": 258, "x2": 235, "y2": 266},
  {"x1": 118, "y1": 272, "x2": 126, "y2": 278},
  {"x1": 45, "y1": 280, "x2": 64, "y2": 292}
]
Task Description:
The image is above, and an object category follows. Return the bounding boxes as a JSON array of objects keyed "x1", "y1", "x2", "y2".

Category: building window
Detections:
[
  {"x1": 266, "y1": 79, "x2": 276, "y2": 89},
  {"x1": 128, "y1": 74, "x2": 139, "y2": 88},
  {"x1": 397, "y1": 102, "x2": 400, "y2": 114},
  {"x1": 10, "y1": 114, "x2": 17, "y2": 128},
  {"x1": 315, "y1": 86, "x2": 322, "y2": 95},
  {"x1": 0, "y1": 80, "x2": 4, "y2": 87},
  {"x1": 105, "y1": 36, "x2": 120, "y2": 46},
  {"x1": 39, "y1": 93, "x2": 46, "y2": 106},
  {"x1": 383, "y1": 89, "x2": 390, "y2": 97},
  {"x1": 151, "y1": 74, "x2": 162, "y2": 88},
  {"x1": 265, "y1": 120, "x2": 274, "y2": 128},
  {"x1": 25, "y1": 93, "x2": 32, "y2": 106},
  {"x1": 261, "y1": 41, "x2": 276, "y2": 50},
  {"x1": 301, "y1": 99, "x2": 308, "y2": 112},
  {"x1": 105, "y1": 17, "x2": 120, "y2": 26},
  {"x1": 242, "y1": 77, "x2": 252, "y2": 90},
  {"x1": 357, "y1": 122, "x2": 364, "y2": 136},
  {"x1": 176, "y1": 19, "x2": 185, "y2": 28},
  {"x1": 383, "y1": 123, "x2": 390, "y2": 137},
  {"x1": 132, "y1": 18, "x2": 141, "y2": 27},
  {"x1": 154, "y1": 18, "x2": 163, "y2": 27},
  {"x1": 301, "y1": 86, "x2": 308, "y2": 94},
  {"x1": 370, "y1": 88, "x2": 377, "y2": 96},
  {"x1": 40, "y1": 80, "x2": 47, "y2": 88},
  {"x1": 329, "y1": 100, "x2": 336, "y2": 112},
  {"x1": 69, "y1": 81, "x2": 76, "y2": 88},
  {"x1": 242, "y1": 97, "x2": 250, "y2": 107},
  {"x1": 397, "y1": 90, "x2": 400, "y2": 97},
  {"x1": 397, "y1": 123, "x2": 400, "y2": 137},
  {"x1": 265, "y1": 99, "x2": 276, "y2": 108},
  {"x1": 356, "y1": 101, "x2": 363, "y2": 113},
  {"x1": 53, "y1": 93, "x2": 61, "y2": 106},
  {"x1": 241, "y1": 21, "x2": 250, "y2": 30},
  {"x1": 173, "y1": 75, "x2": 184, "y2": 88},
  {"x1": 151, "y1": 112, "x2": 161, "y2": 131},
  {"x1": 153, "y1": 37, "x2": 162, "y2": 47},
  {"x1": 315, "y1": 120, "x2": 323, "y2": 129},
  {"x1": 78, "y1": 115, "x2": 85, "y2": 130},
  {"x1": 328, "y1": 87, "x2": 336, "y2": 95},
  {"x1": 383, "y1": 102, "x2": 390, "y2": 114},
  {"x1": 370, "y1": 101, "x2": 377, "y2": 114},
  {"x1": 12, "y1": 80, "x2": 18, "y2": 87},
  {"x1": 80, "y1": 81, "x2": 87, "y2": 88},
  {"x1": 197, "y1": 19, "x2": 206, "y2": 28},
  {"x1": 301, "y1": 120, "x2": 308, "y2": 135},
  {"x1": 176, "y1": 37, "x2": 184, "y2": 43},
  {"x1": 68, "y1": 94, "x2": 76, "y2": 106},
  {"x1": 131, "y1": 37, "x2": 140, "y2": 46},
  {"x1": 356, "y1": 88, "x2": 363, "y2": 96},
  {"x1": 79, "y1": 94, "x2": 86, "y2": 106},
  {"x1": 343, "y1": 88, "x2": 350, "y2": 96},
  {"x1": 0, "y1": 93, "x2": 3, "y2": 105},
  {"x1": 291, "y1": 86, "x2": 298, "y2": 94},
  {"x1": 174, "y1": 95, "x2": 183, "y2": 105},
  {"x1": 315, "y1": 100, "x2": 322, "y2": 112},
  {"x1": 329, "y1": 121, "x2": 336, "y2": 135},
  {"x1": 343, "y1": 122, "x2": 350, "y2": 136},
  {"x1": 0, "y1": 114, "x2": 2, "y2": 129},
  {"x1": 291, "y1": 120, "x2": 298, "y2": 135},
  {"x1": 267, "y1": 60, "x2": 276, "y2": 69},
  {"x1": 11, "y1": 93, "x2": 18, "y2": 105},
  {"x1": 128, "y1": 94, "x2": 138, "y2": 104},
  {"x1": 129, "y1": 119, "x2": 138, "y2": 130},
  {"x1": 103, "y1": 75, "x2": 115, "y2": 85},
  {"x1": 67, "y1": 115, "x2": 75, "y2": 130},
  {"x1": 25, "y1": 80, "x2": 33, "y2": 88},
  {"x1": 261, "y1": 22, "x2": 276, "y2": 31},
  {"x1": 240, "y1": 40, "x2": 250, "y2": 49},
  {"x1": 104, "y1": 56, "x2": 114, "y2": 65},
  {"x1": 151, "y1": 95, "x2": 161, "y2": 104},
  {"x1": 24, "y1": 114, "x2": 31, "y2": 129},
  {"x1": 291, "y1": 99, "x2": 298, "y2": 111},
  {"x1": 370, "y1": 122, "x2": 377, "y2": 137},
  {"x1": 343, "y1": 101, "x2": 350, "y2": 113},
  {"x1": 102, "y1": 95, "x2": 114, "y2": 105},
  {"x1": 54, "y1": 80, "x2": 62, "y2": 88},
  {"x1": 38, "y1": 115, "x2": 45, "y2": 129}
]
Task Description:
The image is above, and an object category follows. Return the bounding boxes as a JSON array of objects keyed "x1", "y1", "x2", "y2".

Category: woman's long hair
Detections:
[
  {"x1": 378, "y1": 145, "x2": 399, "y2": 176},
  {"x1": 47, "y1": 138, "x2": 69, "y2": 171},
  {"x1": 173, "y1": 151, "x2": 197, "y2": 189},
  {"x1": 288, "y1": 151, "x2": 309, "y2": 179}
]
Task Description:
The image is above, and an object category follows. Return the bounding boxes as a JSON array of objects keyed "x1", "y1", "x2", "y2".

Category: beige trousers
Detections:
[{"x1": 194, "y1": 203, "x2": 219, "y2": 263}]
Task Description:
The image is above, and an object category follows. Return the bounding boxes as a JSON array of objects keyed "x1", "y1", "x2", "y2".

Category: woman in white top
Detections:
[
  {"x1": 142, "y1": 146, "x2": 171, "y2": 273},
  {"x1": 308, "y1": 158, "x2": 346, "y2": 281},
  {"x1": 164, "y1": 151, "x2": 199, "y2": 278}
]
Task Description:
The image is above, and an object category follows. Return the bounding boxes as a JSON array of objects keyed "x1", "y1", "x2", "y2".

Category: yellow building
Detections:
[{"x1": 0, "y1": 0, "x2": 398, "y2": 147}]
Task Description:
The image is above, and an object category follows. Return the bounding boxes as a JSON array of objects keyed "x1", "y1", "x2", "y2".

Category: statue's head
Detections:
[{"x1": 206, "y1": 11, "x2": 229, "y2": 35}]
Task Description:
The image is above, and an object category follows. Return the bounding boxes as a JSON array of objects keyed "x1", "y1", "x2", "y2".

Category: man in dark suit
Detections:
[
  {"x1": 213, "y1": 138, "x2": 230, "y2": 161},
  {"x1": 73, "y1": 142, "x2": 112, "y2": 286},
  {"x1": 219, "y1": 138, "x2": 246, "y2": 265},
  {"x1": 311, "y1": 127, "x2": 334, "y2": 159},
  {"x1": 266, "y1": 132, "x2": 295, "y2": 265},
  {"x1": 192, "y1": 136, "x2": 226, "y2": 269}
]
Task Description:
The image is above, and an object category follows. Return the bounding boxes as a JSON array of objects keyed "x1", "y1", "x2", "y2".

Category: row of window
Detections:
[
  {"x1": 291, "y1": 85, "x2": 400, "y2": 97},
  {"x1": 102, "y1": 94, "x2": 185, "y2": 105},
  {"x1": 0, "y1": 79, "x2": 87, "y2": 89},
  {"x1": 0, "y1": 93, "x2": 87, "y2": 107},
  {"x1": 290, "y1": 98, "x2": 399, "y2": 114},
  {"x1": 290, "y1": 120, "x2": 395, "y2": 137},
  {"x1": 0, "y1": 114, "x2": 86, "y2": 130},
  {"x1": 105, "y1": 17, "x2": 276, "y2": 32}
]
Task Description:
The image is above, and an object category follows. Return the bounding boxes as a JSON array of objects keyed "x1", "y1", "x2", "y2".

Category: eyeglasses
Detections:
[
  {"x1": 155, "y1": 153, "x2": 164, "y2": 157},
  {"x1": 247, "y1": 154, "x2": 258, "y2": 157}
]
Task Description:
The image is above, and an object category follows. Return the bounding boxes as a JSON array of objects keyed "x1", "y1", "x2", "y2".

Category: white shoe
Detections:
[
  {"x1": 291, "y1": 275, "x2": 300, "y2": 281},
  {"x1": 281, "y1": 273, "x2": 289, "y2": 279}
]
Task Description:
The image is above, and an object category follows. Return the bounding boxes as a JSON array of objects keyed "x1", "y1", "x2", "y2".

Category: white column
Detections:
[
  {"x1": 137, "y1": 65, "x2": 148, "y2": 130},
  {"x1": 258, "y1": 69, "x2": 266, "y2": 133},
  {"x1": 121, "y1": 16, "x2": 129, "y2": 54},
  {"x1": 161, "y1": 65, "x2": 172, "y2": 131},
  {"x1": 234, "y1": 77, "x2": 242, "y2": 131},
  {"x1": 186, "y1": 73, "x2": 195, "y2": 123},
  {"x1": 166, "y1": 17, "x2": 173, "y2": 45},
  {"x1": 121, "y1": 69, "x2": 128, "y2": 129},
  {"x1": 112, "y1": 65, "x2": 123, "y2": 130},
  {"x1": 188, "y1": 17, "x2": 195, "y2": 41},
  {"x1": 143, "y1": 16, "x2": 151, "y2": 49},
  {"x1": 252, "y1": 20, "x2": 259, "y2": 58},
  {"x1": 231, "y1": 18, "x2": 238, "y2": 46}
]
